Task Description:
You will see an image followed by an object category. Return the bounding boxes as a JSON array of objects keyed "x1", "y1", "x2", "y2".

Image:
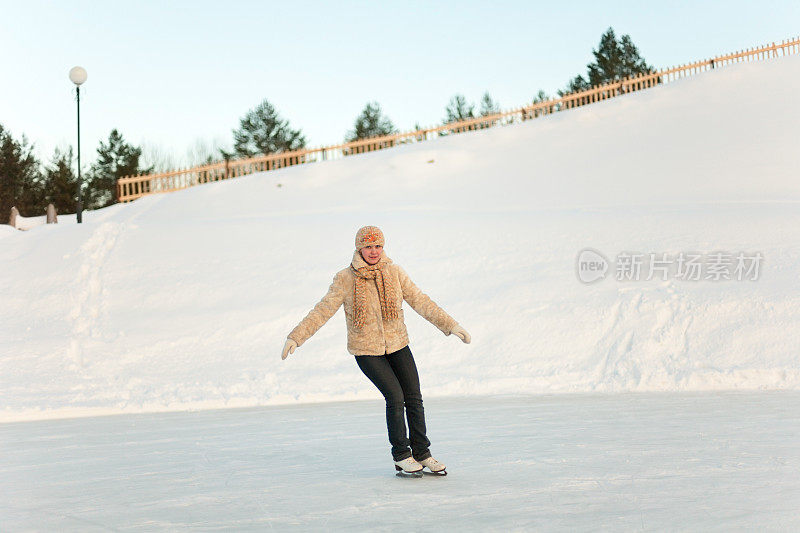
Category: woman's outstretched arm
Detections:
[
  {"x1": 397, "y1": 265, "x2": 458, "y2": 335},
  {"x1": 287, "y1": 271, "x2": 346, "y2": 348}
]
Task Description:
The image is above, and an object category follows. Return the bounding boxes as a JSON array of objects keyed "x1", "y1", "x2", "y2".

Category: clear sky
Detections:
[{"x1": 1, "y1": 0, "x2": 798, "y2": 168}]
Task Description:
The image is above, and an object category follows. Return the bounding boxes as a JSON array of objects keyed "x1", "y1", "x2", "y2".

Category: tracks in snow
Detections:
[{"x1": 67, "y1": 222, "x2": 123, "y2": 367}]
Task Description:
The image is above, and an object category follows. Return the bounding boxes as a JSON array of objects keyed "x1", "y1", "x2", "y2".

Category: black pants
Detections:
[{"x1": 355, "y1": 345, "x2": 432, "y2": 462}]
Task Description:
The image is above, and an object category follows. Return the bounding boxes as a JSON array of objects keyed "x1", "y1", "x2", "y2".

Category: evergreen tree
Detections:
[
  {"x1": 586, "y1": 28, "x2": 624, "y2": 86},
  {"x1": 526, "y1": 90, "x2": 554, "y2": 119},
  {"x1": 561, "y1": 27, "x2": 655, "y2": 95},
  {"x1": 479, "y1": 92, "x2": 501, "y2": 116},
  {"x1": 42, "y1": 147, "x2": 79, "y2": 215},
  {"x1": 232, "y1": 99, "x2": 306, "y2": 158},
  {"x1": 86, "y1": 129, "x2": 152, "y2": 209},
  {"x1": 0, "y1": 123, "x2": 43, "y2": 224},
  {"x1": 532, "y1": 90, "x2": 550, "y2": 104},
  {"x1": 558, "y1": 75, "x2": 590, "y2": 97},
  {"x1": 443, "y1": 94, "x2": 475, "y2": 124},
  {"x1": 346, "y1": 102, "x2": 396, "y2": 142},
  {"x1": 618, "y1": 34, "x2": 653, "y2": 80}
]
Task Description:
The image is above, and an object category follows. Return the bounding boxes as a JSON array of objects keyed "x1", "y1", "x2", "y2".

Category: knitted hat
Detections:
[{"x1": 355, "y1": 226, "x2": 385, "y2": 250}]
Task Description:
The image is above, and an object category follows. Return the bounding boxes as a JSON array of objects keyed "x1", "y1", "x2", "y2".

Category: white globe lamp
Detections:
[{"x1": 69, "y1": 66, "x2": 88, "y2": 86}]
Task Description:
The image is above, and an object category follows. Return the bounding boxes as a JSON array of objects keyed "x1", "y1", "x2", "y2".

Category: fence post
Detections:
[
  {"x1": 9, "y1": 206, "x2": 19, "y2": 228},
  {"x1": 46, "y1": 204, "x2": 57, "y2": 224}
]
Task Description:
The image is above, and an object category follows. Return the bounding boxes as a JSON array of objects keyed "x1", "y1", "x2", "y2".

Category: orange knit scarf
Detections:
[{"x1": 350, "y1": 252, "x2": 399, "y2": 329}]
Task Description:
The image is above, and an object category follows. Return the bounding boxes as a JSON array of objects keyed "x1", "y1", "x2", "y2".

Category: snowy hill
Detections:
[{"x1": 2, "y1": 54, "x2": 800, "y2": 422}]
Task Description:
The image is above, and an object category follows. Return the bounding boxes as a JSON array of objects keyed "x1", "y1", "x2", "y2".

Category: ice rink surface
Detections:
[{"x1": 2, "y1": 392, "x2": 798, "y2": 531}]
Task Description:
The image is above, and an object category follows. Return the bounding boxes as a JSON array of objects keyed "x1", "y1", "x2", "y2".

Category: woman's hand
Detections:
[
  {"x1": 451, "y1": 325, "x2": 471, "y2": 344},
  {"x1": 281, "y1": 339, "x2": 298, "y2": 360}
]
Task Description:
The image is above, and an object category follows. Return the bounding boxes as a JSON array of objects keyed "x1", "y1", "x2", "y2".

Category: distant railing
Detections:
[{"x1": 117, "y1": 36, "x2": 800, "y2": 203}]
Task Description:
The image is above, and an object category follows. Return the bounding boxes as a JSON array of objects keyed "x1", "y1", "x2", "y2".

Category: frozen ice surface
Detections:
[{"x1": 2, "y1": 392, "x2": 798, "y2": 531}]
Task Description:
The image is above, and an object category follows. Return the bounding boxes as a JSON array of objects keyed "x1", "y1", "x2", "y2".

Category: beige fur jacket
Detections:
[{"x1": 288, "y1": 251, "x2": 458, "y2": 356}]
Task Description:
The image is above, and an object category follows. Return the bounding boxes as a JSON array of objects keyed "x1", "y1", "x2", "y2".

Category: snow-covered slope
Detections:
[{"x1": 2, "y1": 55, "x2": 799, "y2": 422}]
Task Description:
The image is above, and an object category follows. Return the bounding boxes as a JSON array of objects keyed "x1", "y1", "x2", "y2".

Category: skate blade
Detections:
[
  {"x1": 423, "y1": 469, "x2": 447, "y2": 476},
  {"x1": 395, "y1": 466, "x2": 423, "y2": 478},
  {"x1": 395, "y1": 471, "x2": 423, "y2": 478}
]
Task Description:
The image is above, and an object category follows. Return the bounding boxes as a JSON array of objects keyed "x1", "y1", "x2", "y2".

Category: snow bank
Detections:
[
  {"x1": 0, "y1": 225, "x2": 20, "y2": 239},
  {"x1": 2, "y1": 55, "x2": 799, "y2": 422}
]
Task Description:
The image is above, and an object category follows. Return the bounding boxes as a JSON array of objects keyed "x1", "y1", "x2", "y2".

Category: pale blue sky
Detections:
[{"x1": 1, "y1": 0, "x2": 798, "y2": 167}]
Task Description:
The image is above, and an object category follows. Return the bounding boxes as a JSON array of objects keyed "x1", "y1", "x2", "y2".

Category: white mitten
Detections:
[
  {"x1": 281, "y1": 338, "x2": 298, "y2": 360},
  {"x1": 451, "y1": 325, "x2": 471, "y2": 344}
]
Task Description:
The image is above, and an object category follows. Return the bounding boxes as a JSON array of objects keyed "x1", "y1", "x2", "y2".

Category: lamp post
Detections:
[{"x1": 69, "y1": 66, "x2": 87, "y2": 223}]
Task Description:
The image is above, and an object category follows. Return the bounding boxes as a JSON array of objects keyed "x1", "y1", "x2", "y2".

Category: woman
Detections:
[{"x1": 281, "y1": 225, "x2": 471, "y2": 476}]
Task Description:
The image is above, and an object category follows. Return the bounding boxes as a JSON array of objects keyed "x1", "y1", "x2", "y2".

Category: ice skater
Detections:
[{"x1": 281, "y1": 226, "x2": 471, "y2": 476}]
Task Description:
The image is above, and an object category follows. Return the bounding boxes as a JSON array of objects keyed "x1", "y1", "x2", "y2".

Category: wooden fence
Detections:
[{"x1": 118, "y1": 36, "x2": 800, "y2": 203}]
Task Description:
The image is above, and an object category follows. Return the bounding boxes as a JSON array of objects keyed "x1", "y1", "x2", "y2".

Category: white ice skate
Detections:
[
  {"x1": 394, "y1": 457, "x2": 423, "y2": 477},
  {"x1": 417, "y1": 456, "x2": 447, "y2": 475}
]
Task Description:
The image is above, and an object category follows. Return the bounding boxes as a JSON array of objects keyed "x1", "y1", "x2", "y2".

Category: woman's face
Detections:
[{"x1": 360, "y1": 244, "x2": 383, "y2": 265}]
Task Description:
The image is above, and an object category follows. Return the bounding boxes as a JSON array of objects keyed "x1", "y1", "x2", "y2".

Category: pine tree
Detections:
[
  {"x1": 587, "y1": 28, "x2": 624, "y2": 85},
  {"x1": 443, "y1": 94, "x2": 475, "y2": 124},
  {"x1": 346, "y1": 102, "x2": 396, "y2": 142},
  {"x1": 232, "y1": 99, "x2": 306, "y2": 158},
  {"x1": 526, "y1": 90, "x2": 554, "y2": 119},
  {"x1": 42, "y1": 147, "x2": 79, "y2": 215},
  {"x1": 619, "y1": 34, "x2": 652, "y2": 79},
  {"x1": 586, "y1": 27, "x2": 654, "y2": 86},
  {"x1": 479, "y1": 92, "x2": 501, "y2": 116},
  {"x1": 558, "y1": 75, "x2": 591, "y2": 97},
  {"x1": 0, "y1": 123, "x2": 43, "y2": 224},
  {"x1": 532, "y1": 90, "x2": 550, "y2": 104},
  {"x1": 561, "y1": 27, "x2": 655, "y2": 95},
  {"x1": 86, "y1": 129, "x2": 152, "y2": 209}
]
